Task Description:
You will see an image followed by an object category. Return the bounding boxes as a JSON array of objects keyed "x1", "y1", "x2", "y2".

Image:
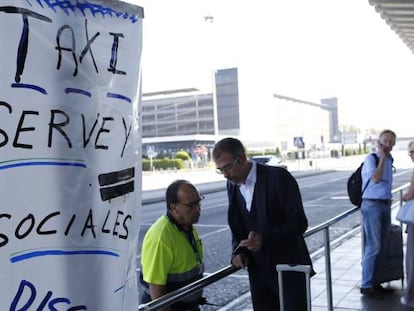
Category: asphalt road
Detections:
[{"x1": 138, "y1": 160, "x2": 413, "y2": 310}]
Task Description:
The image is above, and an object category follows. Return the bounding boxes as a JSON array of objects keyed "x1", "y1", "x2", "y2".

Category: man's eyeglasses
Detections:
[
  {"x1": 176, "y1": 195, "x2": 205, "y2": 209},
  {"x1": 215, "y1": 157, "x2": 240, "y2": 174}
]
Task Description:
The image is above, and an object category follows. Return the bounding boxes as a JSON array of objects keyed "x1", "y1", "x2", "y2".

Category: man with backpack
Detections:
[{"x1": 360, "y1": 129, "x2": 396, "y2": 298}]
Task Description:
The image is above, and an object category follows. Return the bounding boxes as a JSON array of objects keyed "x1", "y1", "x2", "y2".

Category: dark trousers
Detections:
[{"x1": 248, "y1": 261, "x2": 307, "y2": 311}]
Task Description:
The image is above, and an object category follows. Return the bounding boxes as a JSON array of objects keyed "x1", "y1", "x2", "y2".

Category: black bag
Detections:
[{"x1": 347, "y1": 153, "x2": 378, "y2": 206}]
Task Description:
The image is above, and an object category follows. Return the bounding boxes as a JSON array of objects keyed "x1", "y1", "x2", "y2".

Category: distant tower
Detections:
[
  {"x1": 213, "y1": 68, "x2": 240, "y2": 136},
  {"x1": 321, "y1": 97, "x2": 339, "y2": 143}
]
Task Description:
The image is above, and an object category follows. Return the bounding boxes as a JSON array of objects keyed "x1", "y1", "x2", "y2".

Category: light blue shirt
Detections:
[{"x1": 361, "y1": 152, "x2": 393, "y2": 200}]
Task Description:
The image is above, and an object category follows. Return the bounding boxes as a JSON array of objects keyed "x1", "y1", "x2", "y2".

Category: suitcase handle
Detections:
[
  {"x1": 276, "y1": 264, "x2": 312, "y2": 311},
  {"x1": 276, "y1": 264, "x2": 312, "y2": 274}
]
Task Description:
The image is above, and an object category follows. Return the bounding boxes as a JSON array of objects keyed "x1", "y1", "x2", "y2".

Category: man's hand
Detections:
[
  {"x1": 239, "y1": 231, "x2": 262, "y2": 252},
  {"x1": 377, "y1": 141, "x2": 391, "y2": 156},
  {"x1": 232, "y1": 253, "x2": 249, "y2": 268}
]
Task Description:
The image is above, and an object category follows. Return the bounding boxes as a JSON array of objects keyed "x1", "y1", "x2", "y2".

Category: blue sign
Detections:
[{"x1": 293, "y1": 137, "x2": 305, "y2": 148}]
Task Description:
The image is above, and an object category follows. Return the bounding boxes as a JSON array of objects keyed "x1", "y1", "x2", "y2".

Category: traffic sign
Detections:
[
  {"x1": 293, "y1": 136, "x2": 305, "y2": 148},
  {"x1": 146, "y1": 145, "x2": 157, "y2": 158}
]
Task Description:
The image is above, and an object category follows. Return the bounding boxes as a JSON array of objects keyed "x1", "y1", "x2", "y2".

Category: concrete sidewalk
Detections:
[{"x1": 219, "y1": 225, "x2": 406, "y2": 311}]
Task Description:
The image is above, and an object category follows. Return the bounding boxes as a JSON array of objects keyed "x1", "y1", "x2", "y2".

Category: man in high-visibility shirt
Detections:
[{"x1": 140, "y1": 179, "x2": 205, "y2": 311}]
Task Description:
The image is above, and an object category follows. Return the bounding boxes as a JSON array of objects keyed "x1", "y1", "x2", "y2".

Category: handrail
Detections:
[
  {"x1": 139, "y1": 182, "x2": 411, "y2": 311},
  {"x1": 393, "y1": 182, "x2": 410, "y2": 194},
  {"x1": 138, "y1": 265, "x2": 239, "y2": 311},
  {"x1": 304, "y1": 206, "x2": 359, "y2": 237}
]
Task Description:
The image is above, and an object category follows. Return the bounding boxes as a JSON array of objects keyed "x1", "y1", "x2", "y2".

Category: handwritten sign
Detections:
[{"x1": 0, "y1": 1, "x2": 143, "y2": 310}]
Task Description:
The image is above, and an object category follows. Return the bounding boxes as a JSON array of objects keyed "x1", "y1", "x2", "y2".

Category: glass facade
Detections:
[{"x1": 141, "y1": 93, "x2": 215, "y2": 138}]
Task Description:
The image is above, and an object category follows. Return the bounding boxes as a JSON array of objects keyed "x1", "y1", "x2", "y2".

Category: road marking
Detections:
[
  {"x1": 199, "y1": 227, "x2": 229, "y2": 239},
  {"x1": 217, "y1": 291, "x2": 251, "y2": 311},
  {"x1": 196, "y1": 224, "x2": 228, "y2": 228}
]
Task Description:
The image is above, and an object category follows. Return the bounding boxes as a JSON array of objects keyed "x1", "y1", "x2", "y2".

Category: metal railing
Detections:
[{"x1": 139, "y1": 182, "x2": 410, "y2": 311}]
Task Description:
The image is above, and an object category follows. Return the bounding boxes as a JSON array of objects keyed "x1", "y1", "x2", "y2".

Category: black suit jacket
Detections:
[{"x1": 227, "y1": 164, "x2": 312, "y2": 266}]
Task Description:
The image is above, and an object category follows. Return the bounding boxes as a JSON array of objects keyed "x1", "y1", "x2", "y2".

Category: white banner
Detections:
[{"x1": 0, "y1": 1, "x2": 143, "y2": 310}]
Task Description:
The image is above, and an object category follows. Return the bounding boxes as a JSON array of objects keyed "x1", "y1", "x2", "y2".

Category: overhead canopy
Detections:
[{"x1": 369, "y1": 0, "x2": 414, "y2": 53}]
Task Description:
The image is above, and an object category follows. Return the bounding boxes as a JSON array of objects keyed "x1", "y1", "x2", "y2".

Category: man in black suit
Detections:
[{"x1": 213, "y1": 137, "x2": 313, "y2": 311}]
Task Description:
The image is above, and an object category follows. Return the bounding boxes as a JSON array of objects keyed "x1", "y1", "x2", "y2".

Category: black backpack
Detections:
[{"x1": 347, "y1": 153, "x2": 379, "y2": 206}]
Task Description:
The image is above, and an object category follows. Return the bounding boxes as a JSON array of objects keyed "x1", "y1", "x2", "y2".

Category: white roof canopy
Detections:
[{"x1": 370, "y1": 0, "x2": 414, "y2": 53}]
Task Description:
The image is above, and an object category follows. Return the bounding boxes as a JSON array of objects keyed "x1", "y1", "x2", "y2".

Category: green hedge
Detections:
[
  {"x1": 248, "y1": 147, "x2": 280, "y2": 158},
  {"x1": 142, "y1": 158, "x2": 184, "y2": 171},
  {"x1": 175, "y1": 151, "x2": 191, "y2": 161},
  {"x1": 344, "y1": 147, "x2": 368, "y2": 156}
]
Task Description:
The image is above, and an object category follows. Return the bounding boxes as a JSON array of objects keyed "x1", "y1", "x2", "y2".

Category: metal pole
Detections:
[{"x1": 324, "y1": 227, "x2": 334, "y2": 311}]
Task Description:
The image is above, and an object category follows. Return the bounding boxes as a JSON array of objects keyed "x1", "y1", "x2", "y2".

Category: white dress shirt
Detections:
[{"x1": 239, "y1": 160, "x2": 257, "y2": 212}]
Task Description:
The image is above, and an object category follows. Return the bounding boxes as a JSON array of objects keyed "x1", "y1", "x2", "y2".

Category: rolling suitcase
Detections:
[
  {"x1": 375, "y1": 224, "x2": 404, "y2": 284},
  {"x1": 276, "y1": 264, "x2": 312, "y2": 311}
]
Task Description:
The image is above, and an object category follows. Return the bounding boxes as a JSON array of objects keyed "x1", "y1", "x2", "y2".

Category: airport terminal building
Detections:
[{"x1": 141, "y1": 67, "x2": 339, "y2": 160}]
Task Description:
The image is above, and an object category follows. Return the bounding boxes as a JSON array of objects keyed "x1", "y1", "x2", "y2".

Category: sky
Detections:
[{"x1": 126, "y1": 0, "x2": 414, "y2": 137}]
